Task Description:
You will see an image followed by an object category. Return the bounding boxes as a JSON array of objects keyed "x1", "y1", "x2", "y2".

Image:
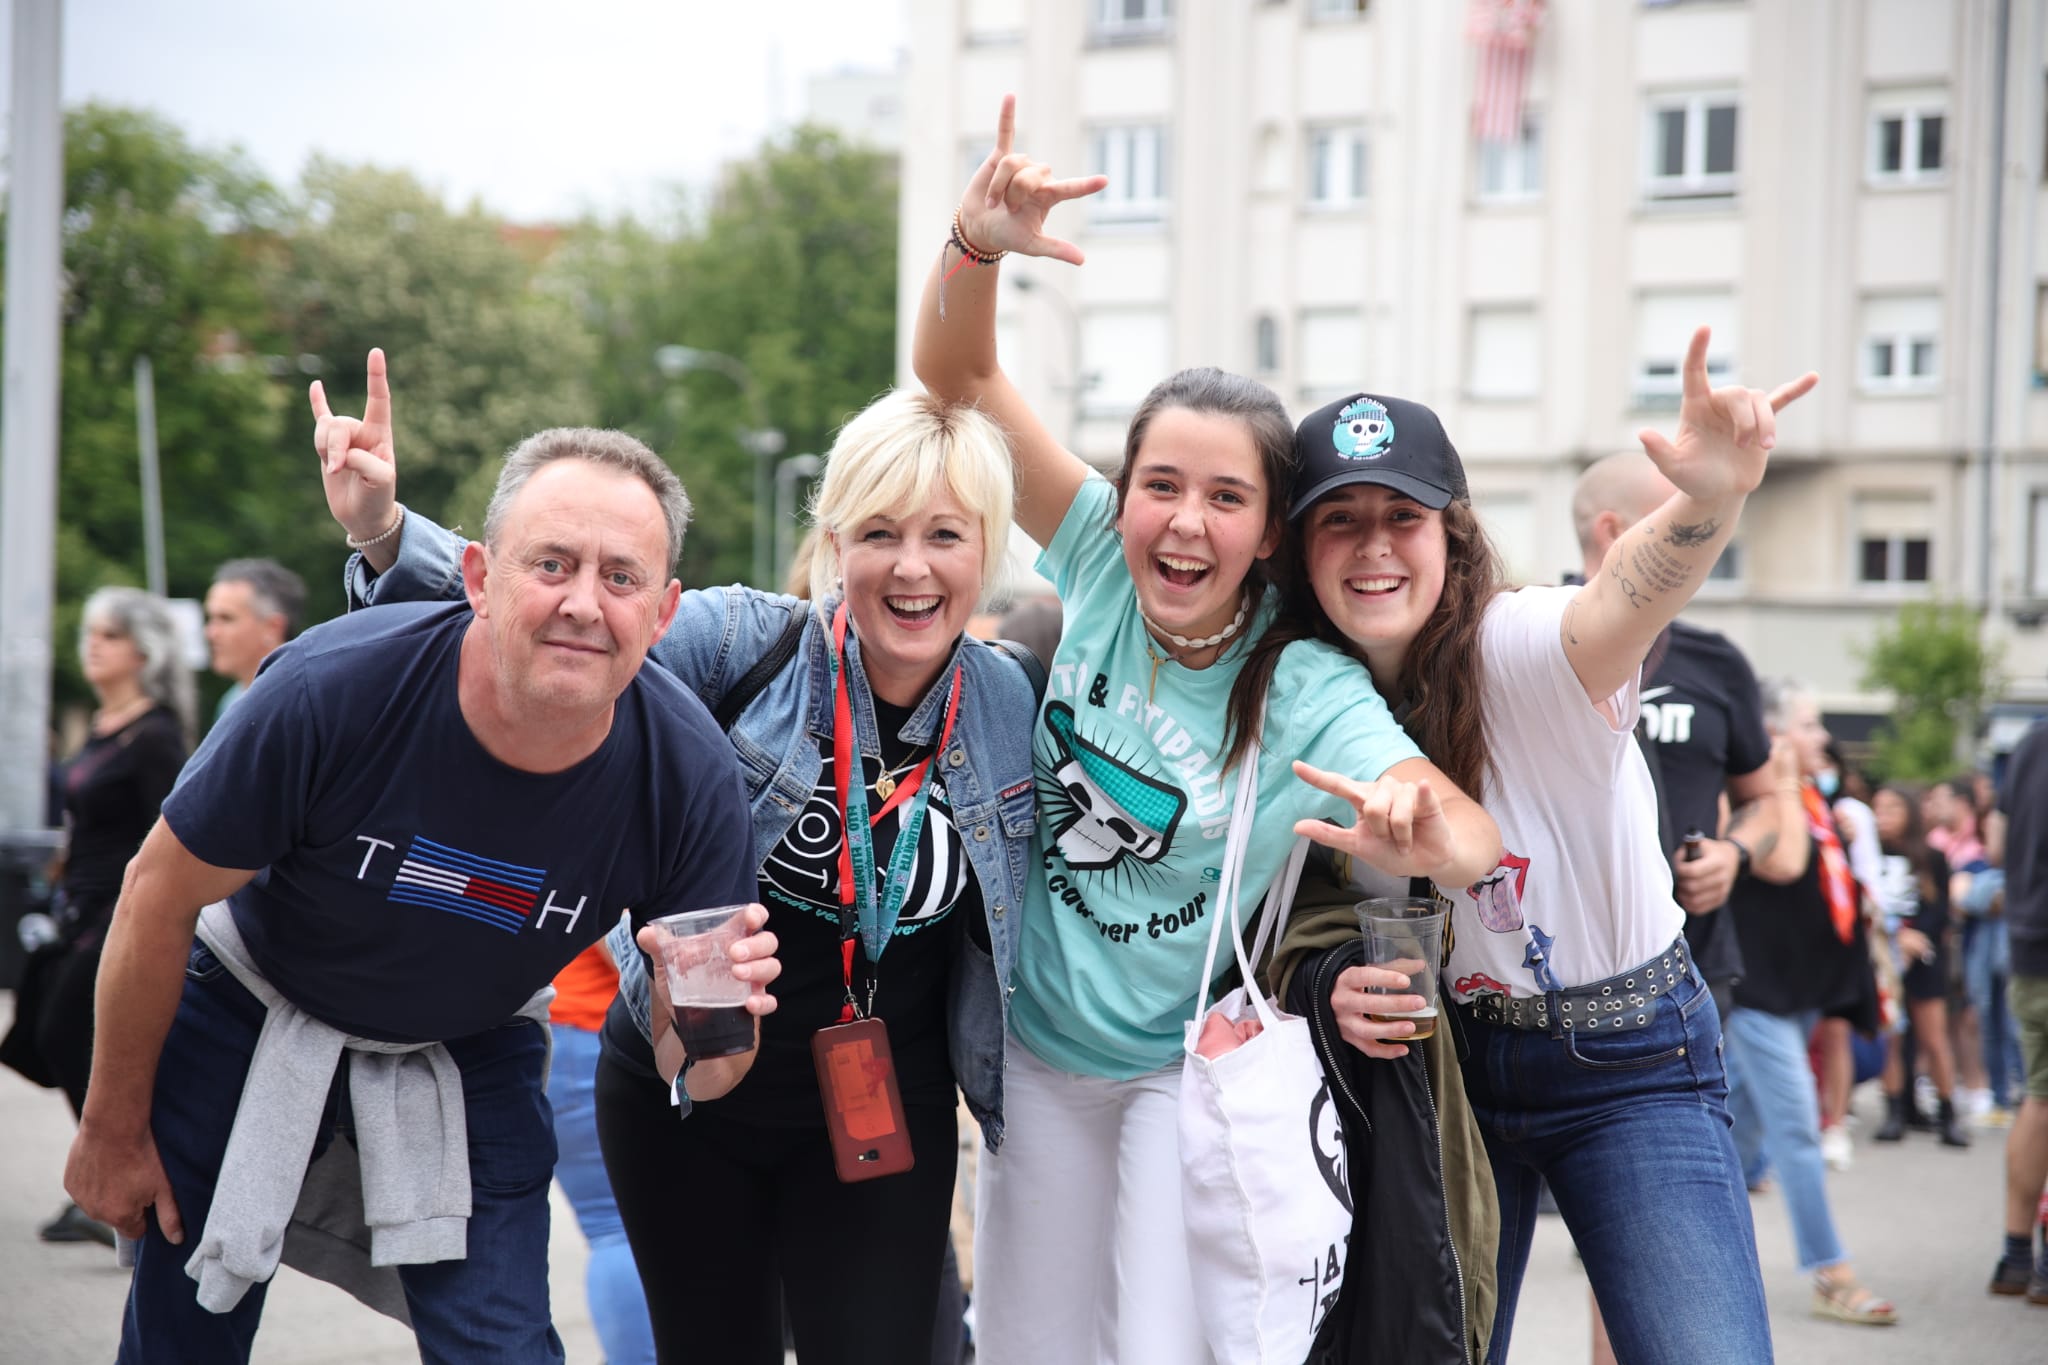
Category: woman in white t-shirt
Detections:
[
  {"x1": 913, "y1": 98, "x2": 1503, "y2": 1364},
  {"x1": 1261, "y1": 348, "x2": 1819, "y2": 1365}
]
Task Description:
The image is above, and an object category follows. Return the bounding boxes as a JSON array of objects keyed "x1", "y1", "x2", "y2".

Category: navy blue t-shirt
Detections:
[{"x1": 162, "y1": 602, "x2": 755, "y2": 1043}]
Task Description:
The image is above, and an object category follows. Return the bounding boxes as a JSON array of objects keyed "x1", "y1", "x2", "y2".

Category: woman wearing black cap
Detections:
[{"x1": 1256, "y1": 336, "x2": 1831, "y2": 1364}]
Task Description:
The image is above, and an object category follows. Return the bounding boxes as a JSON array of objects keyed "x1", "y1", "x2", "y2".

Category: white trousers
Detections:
[{"x1": 973, "y1": 1040, "x2": 1215, "y2": 1365}]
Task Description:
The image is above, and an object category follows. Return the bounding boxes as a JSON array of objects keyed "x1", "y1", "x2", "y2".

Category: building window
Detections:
[
  {"x1": 1091, "y1": 0, "x2": 1172, "y2": 42},
  {"x1": 1854, "y1": 493, "x2": 1934, "y2": 585},
  {"x1": 1643, "y1": 93, "x2": 1739, "y2": 201},
  {"x1": 1861, "y1": 295, "x2": 1941, "y2": 393},
  {"x1": 1299, "y1": 308, "x2": 1365, "y2": 407},
  {"x1": 963, "y1": 0, "x2": 1028, "y2": 43},
  {"x1": 1305, "y1": 125, "x2": 1368, "y2": 208},
  {"x1": 1634, "y1": 289, "x2": 1737, "y2": 406},
  {"x1": 1308, "y1": 0, "x2": 1371, "y2": 19},
  {"x1": 1868, "y1": 96, "x2": 1945, "y2": 185},
  {"x1": 1080, "y1": 308, "x2": 1171, "y2": 414},
  {"x1": 1088, "y1": 125, "x2": 1169, "y2": 224},
  {"x1": 1466, "y1": 306, "x2": 1541, "y2": 400},
  {"x1": 2030, "y1": 491, "x2": 2048, "y2": 598},
  {"x1": 1476, "y1": 113, "x2": 1543, "y2": 202},
  {"x1": 1254, "y1": 313, "x2": 1280, "y2": 374}
]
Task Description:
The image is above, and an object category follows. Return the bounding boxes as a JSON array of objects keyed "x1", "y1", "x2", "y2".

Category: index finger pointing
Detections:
[
  {"x1": 1765, "y1": 371, "x2": 1819, "y2": 413},
  {"x1": 995, "y1": 93, "x2": 1016, "y2": 157},
  {"x1": 1291, "y1": 759, "x2": 1360, "y2": 803},
  {"x1": 364, "y1": 348, "x2": 391, "y2": 429},
  {"x1": 308, "y1": 379, "x2": 332, "y2": 421},
  {"x1": 1680, "y1": 325, "x2": 1713, "y2": 401}
]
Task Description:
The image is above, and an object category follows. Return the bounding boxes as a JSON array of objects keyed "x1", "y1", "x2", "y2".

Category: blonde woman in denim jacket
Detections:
[{"x1": 323, "y1": 364, "x2": 1038, "y2": 1365}]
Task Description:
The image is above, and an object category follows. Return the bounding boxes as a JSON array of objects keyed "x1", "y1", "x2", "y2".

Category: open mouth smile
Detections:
[
  {"x1": 1156, "y1": 554, "x2": 1213, "y2": 589},
  {"x1": 885, "y1": 594, "x2": 944, "y2": 625}
]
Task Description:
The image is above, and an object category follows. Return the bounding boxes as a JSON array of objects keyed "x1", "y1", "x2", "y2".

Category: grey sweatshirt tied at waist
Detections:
[{"x1": 162, "y1": 901, "x2": 552, "y2": 1316}]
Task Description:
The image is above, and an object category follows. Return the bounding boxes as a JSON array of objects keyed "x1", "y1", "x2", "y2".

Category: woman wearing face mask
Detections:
[
  {"x1": 322, "y1": 364, "x2": 1040, "y2": 1365},
  {"x1": 1260, "y1": 338, "x2": 1823, "y2": 1362},
  {"x1": 913, "y1": 98, "x2": 1501, "y2": 1364}
]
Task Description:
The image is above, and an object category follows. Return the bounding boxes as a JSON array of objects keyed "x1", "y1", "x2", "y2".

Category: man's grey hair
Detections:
[
  {"x1": 483, "y1": 428, "x2": 692, "y2": 573},
  {"x1": 212, "y1": 558, "x2": 308, "y2": 637},
  {"x1": 80, "y1": 585, "x2": 197, "y2": 741}
]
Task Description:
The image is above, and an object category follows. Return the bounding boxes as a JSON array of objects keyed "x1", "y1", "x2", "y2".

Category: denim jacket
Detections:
[{"x1": 345, "y1": 510, "x2": 1041, "y2": 1147}]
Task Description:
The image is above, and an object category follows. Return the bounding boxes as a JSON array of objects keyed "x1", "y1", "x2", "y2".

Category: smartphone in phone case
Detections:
[{"x1": 811, "y1": 1016, "x2": 914, "y2": 1182}]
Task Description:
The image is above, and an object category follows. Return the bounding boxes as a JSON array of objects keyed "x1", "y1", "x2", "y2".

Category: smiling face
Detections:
[
  {"x1": 1115, "y1": 407, "x2": 1281, "y2": 645},
  {"x1": 464, "y1": 457, "x2": 680, "y2": 719},
  {"x1": 834, "y1": 487, "x2": 984, "y2": 706},
  {"x1": 1300, "y1": 483, "x2": 1449, "y2": 692}
]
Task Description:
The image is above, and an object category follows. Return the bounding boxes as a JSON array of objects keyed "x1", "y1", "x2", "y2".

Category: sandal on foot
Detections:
[{"x1": 1813, "y1": 1274, "x2": 1898, "y2": 1325}]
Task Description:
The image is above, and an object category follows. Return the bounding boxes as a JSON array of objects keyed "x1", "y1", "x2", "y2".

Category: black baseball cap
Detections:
[{"x1": 1287, "y1": 391, "x2": 1470, "y2": 519}]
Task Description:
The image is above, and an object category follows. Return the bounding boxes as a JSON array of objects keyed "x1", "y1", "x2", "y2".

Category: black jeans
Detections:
[{"x1": 595, "y1": 1051, "x2": 959, "y2": 1365}]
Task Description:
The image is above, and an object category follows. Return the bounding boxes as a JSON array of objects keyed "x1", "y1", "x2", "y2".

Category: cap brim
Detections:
[{"x1": 1289, "y1": 466, "x2": 1455, "y2": 519}]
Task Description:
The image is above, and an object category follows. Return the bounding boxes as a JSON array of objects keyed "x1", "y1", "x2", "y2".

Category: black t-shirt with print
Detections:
[
  {"x1": 704, "y1": 695, "x2": 985, "y2": 1127},
  {"x1": 1643, "y1": 620, "x2": 1772, "y2": 987}
]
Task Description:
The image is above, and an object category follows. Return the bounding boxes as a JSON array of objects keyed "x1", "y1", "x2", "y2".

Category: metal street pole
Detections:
[
  {"x1": 653, "y1": 345, "x2": 784, "y2": 587},
  {"x1": 136, "y1": 356, "x2": 167, "y2": 598},
  {"x1": 0, "y1": 0, "x2": 66, "y2": 847},
  {"x1": 773, "y1": 453, "x2": 822, "y2": 587}
]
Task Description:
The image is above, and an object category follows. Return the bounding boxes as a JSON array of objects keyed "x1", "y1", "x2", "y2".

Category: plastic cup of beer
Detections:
[
  {"x1": 648, "y1": 905, "x2": 755, "y2": 1060},
  {"x1": 1355, "y1": 897, "x2": 1446, "y2": 1041}
]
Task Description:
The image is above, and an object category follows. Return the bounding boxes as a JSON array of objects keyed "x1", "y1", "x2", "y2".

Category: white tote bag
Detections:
[{"x1": 1179, "y1": 754, "x2": 1352, "y2": 1365}]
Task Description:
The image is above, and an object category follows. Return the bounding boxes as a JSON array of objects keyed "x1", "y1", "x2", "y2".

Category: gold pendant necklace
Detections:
[{"x1": 873, "y1": 748, "x2": 925, "y2": 802}]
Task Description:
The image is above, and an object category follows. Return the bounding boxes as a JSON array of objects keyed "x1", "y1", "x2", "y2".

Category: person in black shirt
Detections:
[
  {"x1": 0, "y1": 587, "x2": 192, "y2": 1248},
  {"x1": 1992, "y1": 720, "x2": 2048, "y2": 1300},
  {"x1": 1867, "y1": 784, "x2": 1967, "y2": 1146}
]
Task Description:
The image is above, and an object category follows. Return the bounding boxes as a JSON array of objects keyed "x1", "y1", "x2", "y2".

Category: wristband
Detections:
[
  {"x1": 345, "y1": 504, "x2": 406, "y2": 551},
  {"x1": 669, "y1": 1060, "x2": 695, "y2": 1120},
  {"x1": 1727, "y1": 836, "x2": 1753, "y2": 880}
]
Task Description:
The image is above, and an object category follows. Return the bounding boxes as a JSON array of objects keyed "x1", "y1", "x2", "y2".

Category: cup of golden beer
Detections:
[{"x1": 1354, "y1": 897, "x2": 1445, "y2": 1041}]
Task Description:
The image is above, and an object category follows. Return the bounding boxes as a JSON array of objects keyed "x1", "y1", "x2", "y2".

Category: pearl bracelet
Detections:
[{"x1": 345, "y1": 504, "x2": 406, "y2": 550}]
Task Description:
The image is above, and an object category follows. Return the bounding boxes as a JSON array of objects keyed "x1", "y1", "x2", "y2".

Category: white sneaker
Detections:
[
  {"x1": 1959, "y1": 1087, "x2": 1995, "y2": 1120},
  {"x1": 1820, "y1": 1124, "x2": 1854, "y2": 1171},
  {"x1": 1915, "y1": 1075, "x2": 1940, "y2": 1115}
]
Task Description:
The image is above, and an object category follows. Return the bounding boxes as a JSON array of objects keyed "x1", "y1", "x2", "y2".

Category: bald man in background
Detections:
[{"x1": 1573, "y1": 452, "x2": 1797, "y2": 1018}]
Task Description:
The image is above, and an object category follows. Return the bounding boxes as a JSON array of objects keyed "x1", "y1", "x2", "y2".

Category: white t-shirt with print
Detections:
[{"x1": 1435, "y1": 586, "x2": 1686, "y2": 1001}]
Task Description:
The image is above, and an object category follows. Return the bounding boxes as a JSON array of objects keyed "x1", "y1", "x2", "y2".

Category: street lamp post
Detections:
[
  {"x1": 773, "y1": 453, "x2": 823, "y2": 588},
  {"x1": 653, "y1": 345, "x2": 786, "y2": 587}
]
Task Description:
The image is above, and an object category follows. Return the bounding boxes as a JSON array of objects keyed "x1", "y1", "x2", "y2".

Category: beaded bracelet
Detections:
[
  {"x1": 949, "y1": 206, "x2": 1007, "y2": 265},
  {"x1": 345, "y1": 504, "x2": 406, "y2": 550}
]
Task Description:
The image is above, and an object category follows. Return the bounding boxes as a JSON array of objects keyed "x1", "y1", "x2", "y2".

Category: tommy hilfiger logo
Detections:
[{"x1": 354, "y1": 834, "x2": 587, "y2": 935}]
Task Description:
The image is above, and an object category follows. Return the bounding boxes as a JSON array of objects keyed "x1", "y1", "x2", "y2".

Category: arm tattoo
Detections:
[
  {"x1": 1562, "y1": 599, "x2": 1581, "y2": 644},
  {"x1": 1665, "y1": 518, "x2": 1720, "y2": 548},
  {"x1": 1751, "y1": 829, "x2": 1779, "y2": 861},
  {"x1": 1628, "y1": 541, "x2": 1694, "y2": 596},
  {"x1": 1609, "y1": 557, "x2": 1650, "y2": 609}
]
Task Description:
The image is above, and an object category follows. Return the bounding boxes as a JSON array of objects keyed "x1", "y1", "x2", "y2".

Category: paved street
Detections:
[{"x1": 1, "y1": 983, "x2": 2039, "y2": 1363}]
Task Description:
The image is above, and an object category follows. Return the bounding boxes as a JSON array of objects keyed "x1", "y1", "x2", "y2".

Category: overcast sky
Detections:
[{"x1": 15, "y1": 0, "x2": 907, "y2": 221}]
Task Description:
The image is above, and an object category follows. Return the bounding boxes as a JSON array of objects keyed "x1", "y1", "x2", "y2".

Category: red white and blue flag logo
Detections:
[{"x1": 387, "y1": 836, "x2": 546, "y2": 935}]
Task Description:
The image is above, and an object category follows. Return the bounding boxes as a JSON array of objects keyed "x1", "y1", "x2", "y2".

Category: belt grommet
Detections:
[
  {"x1": 1601, "y1": 985, "x2": 1612, "y2": 996},
  {"x1": 1586, "y1": 1017, "x2": 1598, "y2": 1029},
  {"x1": 1562, "y1": 1001, "x2": 1572, "y2": 1012},
  {"x1": 1625, "y1": 977, "x2": 1635, "y2": 989},
  {"x1": 1637, "y1": 1014, "x2": 1647, "y2": 1025}
]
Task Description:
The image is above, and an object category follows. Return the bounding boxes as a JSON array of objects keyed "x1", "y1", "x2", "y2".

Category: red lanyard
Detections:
[{"x1": 829, "y1": 604, "x2": 963, "y2": 1021}]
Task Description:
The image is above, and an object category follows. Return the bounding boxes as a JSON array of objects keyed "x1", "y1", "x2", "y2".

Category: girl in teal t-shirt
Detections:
[{"x1": 913, "y1": 97, "x2": 1503, "y2": 1365}]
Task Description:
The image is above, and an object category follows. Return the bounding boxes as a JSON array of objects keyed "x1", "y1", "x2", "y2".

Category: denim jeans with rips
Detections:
[
  {"x1": 118, "y1": 942, "x2": 564, "y2": 1365},
  {"x1": 1458, "y1": 964, "x2": 1772, "y2": 1365}
]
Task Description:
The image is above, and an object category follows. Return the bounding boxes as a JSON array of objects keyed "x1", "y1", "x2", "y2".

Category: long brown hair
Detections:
[
  {"x1": 1111, "y1": 368, "x2": 1296, "y2": 776},
  {"x1": 1229, "y1": 498, "x2": 1506, "y2": 799},
  {"x1": 1876, "y1": 782, "x2": 1940, "y2": 905}
]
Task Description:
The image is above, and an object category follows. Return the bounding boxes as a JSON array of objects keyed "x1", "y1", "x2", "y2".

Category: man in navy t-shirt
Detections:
[{"x1": 63, "y1": 412, "x2": 777, "y2": 1363}]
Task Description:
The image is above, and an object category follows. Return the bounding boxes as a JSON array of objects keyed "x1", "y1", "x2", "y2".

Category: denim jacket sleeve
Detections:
[{"x1": 342, "y1": 506, "x2": 468, "y2": 611}]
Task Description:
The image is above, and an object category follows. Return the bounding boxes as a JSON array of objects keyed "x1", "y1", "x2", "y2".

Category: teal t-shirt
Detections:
[{"x1": 1008, "y1": 477, "x2": 1423, "y2": 1078}]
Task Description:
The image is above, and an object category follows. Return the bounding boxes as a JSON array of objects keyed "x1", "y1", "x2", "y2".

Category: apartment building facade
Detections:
[{"x1": 896, "y1": 0, "x2": 2048, "y2": 726}]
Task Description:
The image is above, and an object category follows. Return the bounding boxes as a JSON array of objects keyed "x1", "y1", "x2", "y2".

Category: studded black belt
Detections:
[{"x1": 1464, "y1": 938, "x2": 1694, "y2": 1035}]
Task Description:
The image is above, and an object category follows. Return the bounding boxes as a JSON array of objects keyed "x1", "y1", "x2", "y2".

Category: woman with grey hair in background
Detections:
[{"x1": 0, "y1": 586, "x2": 193, "y2": 1247}]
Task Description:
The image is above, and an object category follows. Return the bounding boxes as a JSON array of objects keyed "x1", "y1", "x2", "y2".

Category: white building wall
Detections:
[{"x1": 900, "y1": 0, "x2": 2048, "y2": 718}]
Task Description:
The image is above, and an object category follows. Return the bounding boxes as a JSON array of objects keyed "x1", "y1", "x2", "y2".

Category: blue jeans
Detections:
[
  {"x1": 547, "y1": 1023, "x2": 654, "y2": 1365},
  {"x1": 1722, "y1": 1006, "x2": 1845, "y2": 1273},
  {"x1": 1963, "y1": 916, "x2": 2026, "y2": 1107},
  {"x1": 119, "y1": 944, "x2": 564, "y2": 1364},
  {"x1": 1460, "y1": 966, "x2": 1771, "y2": 1365}
]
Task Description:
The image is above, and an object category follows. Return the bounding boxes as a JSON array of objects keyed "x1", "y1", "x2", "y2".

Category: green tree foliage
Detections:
[
  {"x1": 1859, "y1": 601, "x2": 2004, "y2": 781},
  {"x1": 557, "y1": 126, "x2": 900, "y2": 588},
  {"x1": 275, "y1": 160, "x2": 596, "y2": 537},
  {"x1": 5, "y1": 105, "x2": 291, "y2": 712}
]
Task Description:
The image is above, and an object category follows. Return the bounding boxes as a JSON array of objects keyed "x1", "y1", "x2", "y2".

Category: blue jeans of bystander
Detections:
[
  {"x1": 1460, "y1": 968, "x2": 1772, "y2": 1365},
  {"x1": 1723, "y1": 1005, "x2": 1847, "y2": 1274},
  {"x1": 547, "y1": 1023, "x2": 654, "y2": 1365},
  {"x1": 118, "y1": 943, "x2": 564, "y2": 1365}
]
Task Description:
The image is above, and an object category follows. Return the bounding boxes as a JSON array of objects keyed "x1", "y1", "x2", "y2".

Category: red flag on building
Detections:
[{"x1": 1468, "y1": 0, "x2": 1546, "y2": 144}]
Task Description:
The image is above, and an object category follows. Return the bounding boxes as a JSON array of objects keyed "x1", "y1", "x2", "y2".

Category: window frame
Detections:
[
  {"x1": 1859, "y1": 295, "x2": 1942, "y2": 395},
  {"x1": 1851, "y1": 492, "x2": 1936, "y2": 588},
  {"x1": 1475, "y1": 111, "x2": 1544, "y2": 204},
  {"x1": 1087, "y1": 123, "x2": 1171, "y2": 226},
  {"x1": 1304, "y1": 123, "x2": 1369, "y2": 210},
  {"x1": 1866, "y1": 100, "x2": 1946, "y2": 187},
  {"x1": 1089, "y1": 0, "x2": 1173, "y2": 43},
  {"x1": 1642, "y1": 91, "x2": 1741, "y2": 202}
]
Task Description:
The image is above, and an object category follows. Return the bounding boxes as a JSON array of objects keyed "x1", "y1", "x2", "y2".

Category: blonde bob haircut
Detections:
[{"x1": 806, "y1": 389, "x2": 1015, "y2": 609}]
